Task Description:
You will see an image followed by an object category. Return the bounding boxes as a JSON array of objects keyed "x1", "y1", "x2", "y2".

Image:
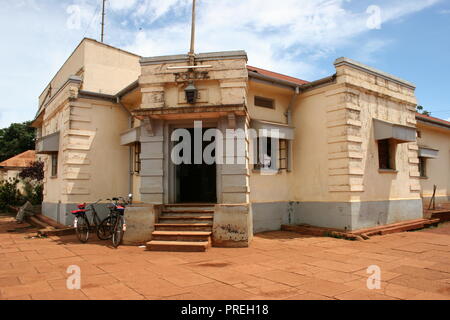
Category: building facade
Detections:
[{"x1": 32, "y1": 38, "x2": 450, "y2": 247}]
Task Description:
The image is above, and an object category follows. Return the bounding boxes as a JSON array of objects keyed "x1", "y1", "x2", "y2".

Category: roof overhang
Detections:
[
  {"x1": 419, "y1": 147, "x2": 439, "y2": 159},
  {"x1": 251, "y1": 120, "x2": 295, "y2": 140},
  {"x1": 36, "y1": 131, "x2": 60, "y2": 154},
  {"x1": 373, "y1": 119, "x2": 416, "y2": 143},
  {"x1": 416, "y1": 115, "x2": 450, "y2": 131},
  {"x1": 132, "y1": 104, "x2": 247, "y2": 121}
]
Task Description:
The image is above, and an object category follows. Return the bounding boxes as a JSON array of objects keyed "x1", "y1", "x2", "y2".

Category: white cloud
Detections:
[
  {"x1": 109, "y1": 0, "x2": 137, "y2": 11},
  {"x1": 121, "y1": 0, "x2": 442, "y2": 78},
  {"x1": 0, "y1": 0, "x2": 443, "y2": 128}
]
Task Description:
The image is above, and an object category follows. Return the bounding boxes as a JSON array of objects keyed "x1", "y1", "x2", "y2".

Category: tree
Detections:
[
  {"x1": 0, "y1": 121, "x2": 35, "y2": 162},
  {"x1": 19, "y1": 161, "x2": 44, "y2": 181},
  {"x1": 19, "y1": 161, "x2": 44, "y2": 206},
  {"x1": 416, "y1": 105, "x2": 431, "y2": 116}
]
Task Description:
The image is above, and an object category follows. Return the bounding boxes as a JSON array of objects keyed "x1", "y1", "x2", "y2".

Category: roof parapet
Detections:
[
  {"x1": 140, "y1": 50, "x2": 248, "y2": 66},
  {"x1": 334, "y1": 57, "x2": 416, "y2": 90}
]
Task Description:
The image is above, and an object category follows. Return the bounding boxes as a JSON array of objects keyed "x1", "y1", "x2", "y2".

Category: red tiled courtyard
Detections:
[{"x1": 1, "y1": 213, "x2": 449, "y2": 300}]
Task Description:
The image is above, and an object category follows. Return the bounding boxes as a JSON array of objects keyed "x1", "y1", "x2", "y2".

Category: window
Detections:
[
  {"x1": 417, "y1": 130, "x2": 422, "y2": 138},
  {"x1": 279, "y1": 139, "x2": 288, "y2": 170},
  {"x1": 51, "y1": 153, "x2": 58, "y2": 177},
  {"x1": 255, "y1": 96, "x2": 275, "y2": 109},
  {"x1": 378, "y1": 139, "x2": 397, "y2": 170},
  {"x1": 255, "y1": 137, "x2": 272, "y2": 169},
  {"x1": 254, "y1": 137, "x2": 289, "y2": 171},
  {"x1": 134, "y1": 142, "x2": 141, "y2": 174},
  {"x1": 418, "y1": 157, "x2": 427, "y2": 178}
]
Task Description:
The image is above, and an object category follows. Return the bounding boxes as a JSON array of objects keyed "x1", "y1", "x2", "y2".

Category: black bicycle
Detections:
[
  {"x1": 98, "y1": 197, "x2": 130, "y2": 248},
  {"x1": 71, "y1": 200, "x2": 113, "y2": 243}
]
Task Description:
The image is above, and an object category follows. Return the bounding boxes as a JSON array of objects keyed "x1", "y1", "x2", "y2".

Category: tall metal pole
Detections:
[
  {"x1": 101, "y1": 0, "x2": 106, "y2": 43},
  {"x1": 188, "y1": 0, "x2": 196, "y2": 65}
]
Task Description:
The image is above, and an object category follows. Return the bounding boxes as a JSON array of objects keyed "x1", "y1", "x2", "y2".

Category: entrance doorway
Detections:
[{"x1": 175, "y1": 127, "x2": 217, "y2": 203}]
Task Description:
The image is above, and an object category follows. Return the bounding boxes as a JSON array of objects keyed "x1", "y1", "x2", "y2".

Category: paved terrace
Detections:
[{"x1": 1, "y1": 213, "x2": 449, "y2": 300}]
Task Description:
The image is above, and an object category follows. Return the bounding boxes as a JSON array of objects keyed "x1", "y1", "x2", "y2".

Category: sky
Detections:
[{"x1": 0, "y1": 0, "x2": 449, "y2": 128}]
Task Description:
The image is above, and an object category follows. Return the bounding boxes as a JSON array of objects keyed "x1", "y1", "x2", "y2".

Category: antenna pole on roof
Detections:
[
  {"x1": 101, "y1": 0, "x2": 106, "y2": 43},
  {"x1": 188, "y1": 0, "x2": 196, "y2": 65}
]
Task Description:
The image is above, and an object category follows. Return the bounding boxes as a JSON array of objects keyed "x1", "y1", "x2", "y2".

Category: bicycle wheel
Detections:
[
  {"x1": 75, "y1": 215, "x2": 89, "y2": 243},
  {"x1": 97, "y1": 216, "x2": 114, "y2": 240},
  {"x1": 112, "y1": 215, "x2": 124, "y2": 248}
]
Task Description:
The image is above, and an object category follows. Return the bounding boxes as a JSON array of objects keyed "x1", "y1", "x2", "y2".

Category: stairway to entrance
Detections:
[{"x1": 146, "y1": 204, "x2": 214, "y2": 252}]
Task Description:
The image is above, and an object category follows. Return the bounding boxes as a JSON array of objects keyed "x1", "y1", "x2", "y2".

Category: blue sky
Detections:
[{"x1": 0, "y1": 0, "x2": 449, "y2": 128}]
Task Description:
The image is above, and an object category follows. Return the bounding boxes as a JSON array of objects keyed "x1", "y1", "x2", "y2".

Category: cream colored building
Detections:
[
  {"x1": 32, "y1": 38, "x2": 450, "y2": 248},
  {"x1": 416, "y1": 114, "x2": 450, "y2": 205}
]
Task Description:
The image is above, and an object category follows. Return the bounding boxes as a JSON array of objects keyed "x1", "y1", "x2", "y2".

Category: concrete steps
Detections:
[
  {"x1": 146, "y1": 204, "x2": 215, "y2": 252},
  {"x1": 158, "y1": 216, "x2": 214, "y2": 224},
  {"x1": 154, "y1": 223, "x2": 213, "y2": 231},
  {"x1": 152, "y1": 231, "x2": 212, "y2": 242},
  {"x1": 146, "y1": 240, "x2": 210, "y2": 252}
]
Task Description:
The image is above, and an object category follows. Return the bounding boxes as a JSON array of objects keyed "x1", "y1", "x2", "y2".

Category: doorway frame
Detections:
[{"x1": 165, "y1": 119, "x2": 220, "y2": 204}]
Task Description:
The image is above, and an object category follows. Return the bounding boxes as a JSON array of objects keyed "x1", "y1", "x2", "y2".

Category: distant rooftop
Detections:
[
  {"x1": 247, "y1": 65, "x2": 309, "y2": 86},
  {"x1": 0, "y1": 150, "x2": 36, "y2": 168},
  {"x1": 416, "y1": 113, "x2": 450, "y2": 129}
]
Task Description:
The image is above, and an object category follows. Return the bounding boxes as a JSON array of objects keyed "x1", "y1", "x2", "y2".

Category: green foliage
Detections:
[
  {"x1": 22, "y1": 180, "x2": 43, "y2": 206},
  {"x1": 0, "y1": 121, "x2": 35, "y2": 162},
  {"x1": 0, "y1": 178, "x2": 23, "y2": 211},
  {"x1": 416, "y1": 105, "x2": 431, "y2": 116},
  {"x1": 19, "y1": 161, "x2": 44, "y2": 181}
]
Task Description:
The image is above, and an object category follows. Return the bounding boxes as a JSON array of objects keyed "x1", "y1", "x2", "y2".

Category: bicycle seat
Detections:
[
  {"x1": 116, "y1": 206, "x2": 125, "y2": 215},
  {"x1": 71, "y1": 209, "x2": 87, "y2": 215}
]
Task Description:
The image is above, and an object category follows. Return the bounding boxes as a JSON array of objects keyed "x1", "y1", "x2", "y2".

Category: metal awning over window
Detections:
[
  {"x1": 36, "y1": 131, "x2": 60, "y2": 154},
  {"x1": 251, "y1": 120, "x2": 295, "y2": 140},
  {"x1": 419, "y1": 147, "x2": 439, "y2": 159},
  {"x1": 120, "y1": 127, "x2": 141, "y2": 146},
  {"x1": 373, "y1": 119, "x2": 416, "y2": 143}
]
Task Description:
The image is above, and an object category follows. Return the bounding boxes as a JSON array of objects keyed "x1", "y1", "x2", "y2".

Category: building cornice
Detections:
[
  {"x1": 334, "y1": 57, "x2": 416, "y2": 90},
  {"x1": 140, "y1": 50, "x2": 248, "y2": 66}
]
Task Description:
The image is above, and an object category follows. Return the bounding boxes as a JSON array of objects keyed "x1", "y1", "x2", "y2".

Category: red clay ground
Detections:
[{"x1": 1, "y1": 213, "x2": 450, "y2": 300}]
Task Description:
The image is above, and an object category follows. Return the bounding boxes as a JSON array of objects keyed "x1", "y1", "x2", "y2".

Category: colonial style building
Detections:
[{"x1": 32, "y1": 38, "x2": 450, "y2": 251}]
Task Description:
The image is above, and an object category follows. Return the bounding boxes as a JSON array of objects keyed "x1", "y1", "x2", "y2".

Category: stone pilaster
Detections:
[
  {"x1": 326, "y1": 87, "x2": 364, "y2": 193},
  {"x1": 219, "y1": 116, "x2": 250, "y2": 204},
  {"x1": 139, "y1": 119, "x2": 165, "y2": 204}
]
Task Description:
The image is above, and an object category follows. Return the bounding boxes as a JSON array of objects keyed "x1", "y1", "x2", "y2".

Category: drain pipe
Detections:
[
  {"x1": 285, "y1": 86, "x2": 300, "y2": 172},
  {"x1": 117, "y1": 97, "x2": 134, "y2": 196}
]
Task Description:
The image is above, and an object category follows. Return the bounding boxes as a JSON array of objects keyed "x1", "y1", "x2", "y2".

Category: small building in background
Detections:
[{"x1": 0, "y1": 150, "x2": 36, "y2": 186}]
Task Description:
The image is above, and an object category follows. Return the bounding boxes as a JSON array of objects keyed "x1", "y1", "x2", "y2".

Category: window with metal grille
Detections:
[
  {"x1": 418, "y1": 157, "x2": 427, "y2": 178},
  {"x1": 51, "y1": 153, "x2": 58, "y2": 177},
  {"x1": 255, "y1": 96, "x2": 275, "y2": 109},
  {"x1": 134, "y1": 142, "x2": 141, "y2": 174},
  {"x1": 279, "y1": 139, "x2": 288, "y2": 170},
  {"x1": 378, "y1": 139, "x2": 396, "y2": 170},
  {"x1": 255, "y1": 137, "x2": 272, "y2": 169}
]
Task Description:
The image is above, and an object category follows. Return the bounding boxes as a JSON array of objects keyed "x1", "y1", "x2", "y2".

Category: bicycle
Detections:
[
  {"x1": 98, "y1": 197, "x2": 130, "y2": 248},
  {"x1": 71, "y1": 200, "x2": 113, "y2": 243}
]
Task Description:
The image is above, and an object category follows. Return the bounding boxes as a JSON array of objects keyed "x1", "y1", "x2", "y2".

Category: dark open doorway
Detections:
[{"x1": 175, "y1": 127, "x2": 217, "y2": 203}]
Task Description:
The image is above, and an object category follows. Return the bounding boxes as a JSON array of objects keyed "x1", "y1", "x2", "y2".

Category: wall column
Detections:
[{"x1": 139, "y1": 118, "x2": 164, "y2": 204}]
